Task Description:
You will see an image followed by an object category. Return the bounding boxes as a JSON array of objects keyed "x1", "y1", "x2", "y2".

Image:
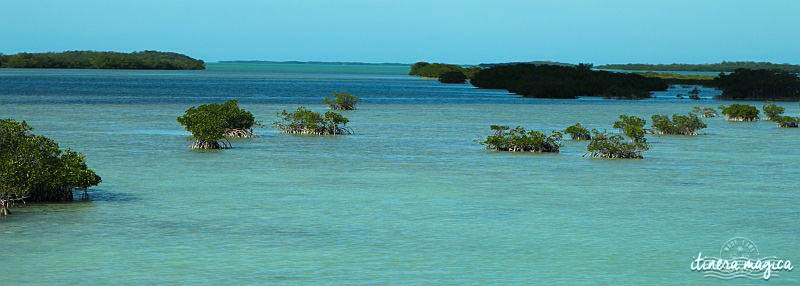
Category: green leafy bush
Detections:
[
  {"x1": 273, "y1": 107, "x2": 351, "y2": 135},
  {"x1": 482, "y1": 125, "x2": 562, "y2": 153},
  {"x1": 1, "y1": 119, "x2": 101, "y2": 215},
  {"x1": 565, "y1": 123, "x2": 591, "y2": 140},
  {"x1": 720, "y1": 104, "x2": 759, "y2": 121},
  {"x1": 612, "y1": 115, "x2": 647, "y2": 142},
  {"x1": 586, "y1": 130, "x2": 649, "y2": 159},
  {"x1": 177, "y1": 100, "x2": 258, "y2": 149},
  {"x1": 650, "y1": 113, "x2": 707, "y2": 135},
  {"x1": 323, "y1": 92, "x2": 359, "y2": 110},
  {"x1": 762, "y1": 102, "x2": 785, "y2": 120},
  {"x1": 773, "y1": 116, "x2": 799, "y2": 128}
]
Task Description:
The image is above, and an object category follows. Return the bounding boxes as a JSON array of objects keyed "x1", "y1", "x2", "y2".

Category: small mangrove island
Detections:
[
  {"x1": 692, "y1": 106, "x2": 718, "y2": 118},
  {"x1": 482, "y1": 125, "x2": 562, "y2": 153},
  {"x1": 612, "y1": 115, "x2": 647, "y2": 143},
  {"x1": 720, "y1": 104, "x2": 760, "y2": 121},
  {"x1": 324, "y1": 92, "x2": 359, "y2": 110},
  {"x1": 598, "y1": 61, "x2": 800, "y2": 73},
  {"x1": 0, "y1": 50, "x2": 205, "y2": 70},
  {"x1": 469, "y1": 63, "x2": 668, "y2": 99},
  {"x1": 177, "y1": 100, "x2": 259, "y2": 149},
  {"x1": 586, "y1": 130, "x2": 650, "y2": 159},
  {"x1": 565, "y1": 123, "x2": 592, "y2": 140},
  {"x1": 763, "y1": 102, "x2": 799, "y2": 128},
  {"x1": 650, "y1": 113, "x2": 707, "y2": 135},
  {"x1": 1, "y1": 119, "x2": 101, "y2": 216},
  {"x1": 409, "y1": 62, "x2": 479, "y2": 82},
  {"x1": 273, "y1": 107, "x2": 352, "y2": 135}
]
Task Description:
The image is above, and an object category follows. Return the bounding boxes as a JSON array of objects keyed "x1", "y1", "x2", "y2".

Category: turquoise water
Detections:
[{"x1": 1, "y1": 64, "x2": 799, "y2": 285}]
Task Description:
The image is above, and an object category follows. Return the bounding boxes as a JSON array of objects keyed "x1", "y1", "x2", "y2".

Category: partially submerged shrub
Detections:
[
  {"x1": 482, "y1": 125, "x2": 562, "y2": 153},
  {"x1": 177, "y1": 100, "x2": 259, "y2": 149},
  {"x1": 565, "y1": 123, "x2": 591, "y2": 140},
  {"x1": 650, "y1": 113, "x2": 707, "y2": 135},
  {"x1": 438, "y1": 71, "x2": 467, "y2": 84},
  {"x1": 692, "y1": 106, "x2": 718, "y2": 118},
  {"x1": 720, "y1": 104, "x2": 759, "y2": 121},
  {"x1": 612, "y1": 115, "x2": 647, "y2": 142},
  {"x1": 323, "y1": 92, "x2": 359, "y2": 110},
  {"x1": 1, "y1": 119, "x2": 101, "y2": 215},
  {"x1": 762, "y1": 102, "x2": 785, "y2": 121},
  {"x1": 773, "y1": 116, "x2": 799, "y2": 128},
  {"x1": 586, "y1": 130, "x2": 649, "y2": 159},
  {"x1": 273, "y1": 107, "x2": 352, "y2": 135}
]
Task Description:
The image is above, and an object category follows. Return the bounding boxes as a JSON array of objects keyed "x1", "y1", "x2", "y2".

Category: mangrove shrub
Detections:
[
  {"x1": 763, "y1": 102, "x2": 785, "y2": 120},
  {"x1": 612, "y1": 115, "x2": 647, "y2": 142},
  {"x1": 565, "y1": 123, "x2": 591, "y2": 140},
  {"x1": 273, "y1": 107, "x2": 352, "y2": 135},
  {"x1": 692, "y1": 106, "x2": 718, "y2": 118},
  {"x1": 482, "y1": 125, "x2": 562, "y2": 153},
  {"x1": 177, "y1": 99, "x2": 259, "y2": 149},
  {"x1": 651, "y1": 113, "x2": 707, "y2": 135},
  {"x1": 1, "y1": 119, "x2": 101, "y2": 216},
  {"x1": 586, "y1": 130, "x2": 650, "y2": 159},
  {"x1": 323, "y1": 92, "x2": 359, "y2": 110},
  {"x1": 720, "y1": 104, "x2": 759, "y2": 121}
]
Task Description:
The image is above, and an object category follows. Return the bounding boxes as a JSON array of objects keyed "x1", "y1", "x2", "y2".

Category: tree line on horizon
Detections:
[
  {"x1": 0, "y1": 51, "x2": 205, "y2": 70},
  {"x1": 597, "y1": 61, "x2": 800, "y2": 73}
]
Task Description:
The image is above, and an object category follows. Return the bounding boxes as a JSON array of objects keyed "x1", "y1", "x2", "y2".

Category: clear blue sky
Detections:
[{"x1": 2, "y1": 0, "x2": 798, "y2": 64}]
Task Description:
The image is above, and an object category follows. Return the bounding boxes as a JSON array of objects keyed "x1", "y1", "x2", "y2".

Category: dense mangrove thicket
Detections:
[
  {"x1": 598, "y1": 61, "x2": 800, "y2": 73},
  {"x1": 565, "y1": 123, "x2": 591, "y2": 140},
  {"x1": 586, "y1": 130, "x2": 650, "y2": 159},
  {"x1": 714, "y1": 69, "x2": 800, "y2": 100},
  {"x1": 482, "y1": 125, "x2": 562, "y2": 153},
  {"x1": 0, "y1": 51, "x2": 205, "y2": 70},
  {"x1": 720, "y1": 104, "x2": 760, "y2": 121},
  {"x1": 612, "y1": 115, "x2": 647, "y2": 142},
  {"x1": 1, "y1": 119, "x2": 101, "y2": 216},
  {"x1": 323, "y1": 92, "x2": 359, "y2": 110},
  {"x1": 177, "y1": 100, "x2": 259, "y2": 149},
  {"x1": 469, "y1": 63, "x2": 668, "y2": 99},
  {"x1": 438, "y1": 71, "x2": 468, "y2": 84},
  {"x1": 650, "y1": 113, "x2": 707, "y2": 135},
  {"x1": 273, "y1": 107, "x2": 351, "y2": 135},
  {"x1": 692, "y1": 106, "x2": 718, "y2": 118},
  {"x1": 409, "y1": 62, "x2": 479, "y2": 79}
]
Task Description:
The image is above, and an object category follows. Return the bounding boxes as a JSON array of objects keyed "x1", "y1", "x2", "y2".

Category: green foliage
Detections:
[
  {"x1": 273, "y1": 107, "x2": 351, "y2": 135},
  {"x1": 177, "y1": 100, "x2": 258, "y2": 149},
  {"x1": 0, "y1": 50, "x2": 205, "y2": 70},
  {"x1": 1, "y1": 119, "x2": 101, "y2": 213},
  {"x1": 438, "y1": 71, "x2": 468, "y2": 84},
  {"x1": 720, "y1": 104, "x2": 760, "y2": 121},
  {"x1": 482, "y1": 125, "x2": 562, "y2": 153},
  {"x1": 612, "y1": 115, "x2": 647, "y2": 142},
  {"x1": 586, "y1": 130, "x2": 649, "y2": 159},
  {"x1": 564, "y1": 123, "x2": 591, "y2": 140},
  {"x1": 323, "y1": 92, "x2": 359, "y2": 110},
  {"x1": 762, "y1": 102, "x2": 785, "y2": 120},
  {"x1": 409, "y1": 62, "x2": 479, "y2": 80},
  {"x1": 598, "y1": 61, "x2": 800, "y2": 73},
  {"x1": 469, "y1": 63, "x2": 667, "y2": 99},
  {"x1": 773, "y1": 116, "x2": 799, "y2": 128},
  {"x1": 692, "y1": 106, "x2": 718, "y2": 118},
  {"x1": 714, "y1": 69, "x2": 800, "y2": 100},
  {"x1": 650, "y1": 113, "x2": 707, "y2": 135}
]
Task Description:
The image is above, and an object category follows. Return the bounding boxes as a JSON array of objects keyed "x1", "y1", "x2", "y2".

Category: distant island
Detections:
[
  {"x1": 218, "y1": 60, "x2": 408, "y2": 66},
  {"x1": 597, "y1": 61, "x2": 800, "y2": 73},
  {"x1": 0, "y1": 51, "x2": 205, "y2": 70}
]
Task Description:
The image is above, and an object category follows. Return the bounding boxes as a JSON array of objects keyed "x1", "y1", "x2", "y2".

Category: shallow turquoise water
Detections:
[{"x1": 1, "y1": 64, "x2": 799, "y2": 285}]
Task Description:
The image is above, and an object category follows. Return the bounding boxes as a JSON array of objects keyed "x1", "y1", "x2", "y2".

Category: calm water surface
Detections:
[{"x1": 1, "y1": 64, "x2": 798, "y2": 285}]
